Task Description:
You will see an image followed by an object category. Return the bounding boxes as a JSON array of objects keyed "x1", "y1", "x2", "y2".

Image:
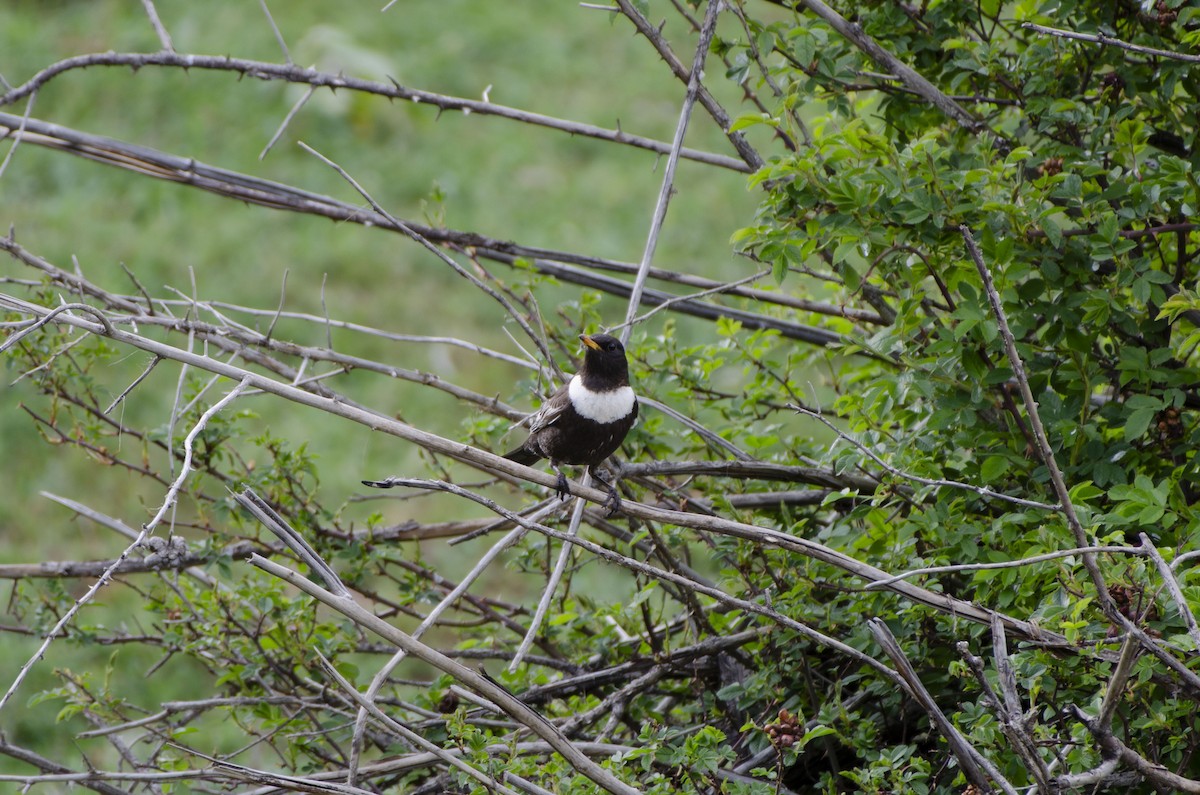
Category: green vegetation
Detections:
[{"x1": 4, "y1": 1, "x2": 1200, "y2": 793}]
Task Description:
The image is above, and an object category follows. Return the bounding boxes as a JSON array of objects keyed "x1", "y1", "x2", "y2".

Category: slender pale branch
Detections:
[
  {"x1": 865, "y1": 544, "x2": 1146, "y2": 590},
  {"x1": 619, "y1": 0, "x2": 721, "y2": 344},
  {"x1": 298, "y1": 141, "x2": 552, "y2": 367},
  {"x1": 961, "y1": 228, "x2": 1107, "y2": 591},
  {"x1": 0, "y1": 52, "x2": 747, "y2": 171},
  {"x1": 1023, "y1": 22, "x2": 1200, "y2": 63},
  {"x1": 793, "y1": 404, "x2": 1060, "y2": 511},
  {"x1": 345, "y1": 500, "x2": 557, "y2": 786},
  {"x1": 510, "y1": 475, "x2": 591, "y2": 672},
  {"x1": 138, "y1": 0, "x2": 175, "y2": 52},
  {"x1": 962, "y1": 226, "x2": 1200, "y2": 693}
]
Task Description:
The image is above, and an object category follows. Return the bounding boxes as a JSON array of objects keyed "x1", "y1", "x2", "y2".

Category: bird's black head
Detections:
[{"x1": 579, "y1": 333, "x2": 630, "y2": 388}]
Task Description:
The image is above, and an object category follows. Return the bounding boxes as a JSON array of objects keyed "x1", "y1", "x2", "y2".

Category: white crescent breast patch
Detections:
[{"x1": 567, "y1": 376, "x2": 636, "y2": 425}]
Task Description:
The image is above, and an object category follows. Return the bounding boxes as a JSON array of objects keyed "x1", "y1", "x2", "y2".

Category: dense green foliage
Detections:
[
  {"x1": 722, "y1": 0, "x2": 1200, "y2": 789},
  {"x1": 4, "y1": 1, "x2": 1200, "y2": 793}
]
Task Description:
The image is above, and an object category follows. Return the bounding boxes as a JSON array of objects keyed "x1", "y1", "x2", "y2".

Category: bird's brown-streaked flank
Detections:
[{"x1": 503, "y1": 333, "x2": 638, "y2": 512}]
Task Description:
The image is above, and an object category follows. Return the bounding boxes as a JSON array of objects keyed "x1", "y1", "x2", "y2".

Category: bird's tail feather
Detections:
[{"x1": 502, "y1": 446, "x2": 542, "y2": 466}]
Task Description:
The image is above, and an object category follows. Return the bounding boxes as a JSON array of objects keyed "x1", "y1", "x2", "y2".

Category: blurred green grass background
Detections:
[{"x1": 0, "y1": 0, "x2": 764, "y2": 772}]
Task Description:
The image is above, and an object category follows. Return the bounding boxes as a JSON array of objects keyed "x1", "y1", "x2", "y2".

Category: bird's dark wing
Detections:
[{"x1": 526, "y1": 384, "x2": 571, "y2": 434}]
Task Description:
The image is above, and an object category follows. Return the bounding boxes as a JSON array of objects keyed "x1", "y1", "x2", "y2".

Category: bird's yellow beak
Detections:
[{"x1": 580, "y1": 334, "x2": 601, "y2": 351}]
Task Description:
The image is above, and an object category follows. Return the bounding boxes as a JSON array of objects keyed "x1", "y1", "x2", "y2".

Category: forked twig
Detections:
[{"x1": 869, "y1": 619, "x2": 1016, "y2": 795}]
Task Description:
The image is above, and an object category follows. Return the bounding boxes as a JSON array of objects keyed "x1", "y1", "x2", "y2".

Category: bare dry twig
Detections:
[
  {"x1": 1023, "y1": 22, "x2": 1200, "y2": 63},
  {"x1": 0, "y1": 128, "x2": 841, "y2": 344},
  {"x1": 1, "y1": 285, "x2": 1075, "y2": 646},
  {"x1": 0, "y1": 52, "x2": 747, "y2": 170}
]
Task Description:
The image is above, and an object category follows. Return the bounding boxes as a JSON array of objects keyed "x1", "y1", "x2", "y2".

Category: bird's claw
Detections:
[
  {"x1": 603, "y1": 488, "x2": 622, "y2": 516},
  {"x1": 555, "y1": 471, "x2": 570, "y2": 501}
]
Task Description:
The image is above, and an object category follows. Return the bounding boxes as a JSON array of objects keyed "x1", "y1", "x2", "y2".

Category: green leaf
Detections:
[
  {"x1": 1041, "y1": 215, "x2": 1063, "y2": 249},
  {"x1": 1068, "y1": 481, "x2": 1102, "y2": 503},
  {"x1": 730, "y1": 113, "x2": 776, "y2": 132},
  {"x1": 801, "y1": 725, "x2": 838, "y2": 745},
  {"x1": 1158, "y1": 290, "x2": 1200, "y2": 321},
  {"x1": 773, "y1": 257, "x2": 789, "y2": 285},
  {"x1": 980, "y1": 455, "x2": 1010, "y2": 481}
]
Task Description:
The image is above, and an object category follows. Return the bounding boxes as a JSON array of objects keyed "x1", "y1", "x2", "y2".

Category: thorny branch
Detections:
[{"x1": 0, "y1": 51, "x2": 749, "y2": 172}]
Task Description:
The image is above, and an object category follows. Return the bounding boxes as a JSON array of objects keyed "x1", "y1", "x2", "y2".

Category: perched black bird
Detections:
[{"x1": 503, "y1": 333, "x2": 638, "y2": 512}]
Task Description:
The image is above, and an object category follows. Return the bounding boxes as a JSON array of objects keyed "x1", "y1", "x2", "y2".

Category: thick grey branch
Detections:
[{"x1": 0, "y1": 544, "x2": 252, "y2": 579}]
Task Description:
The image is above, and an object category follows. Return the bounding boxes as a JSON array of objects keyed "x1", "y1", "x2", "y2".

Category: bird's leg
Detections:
[
  {"x1": 549, "y1": 461, "x2": 570, "y2": 501},
  {"x1": 588, "y1": 464, "x2": 621, "y2": 515}
]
